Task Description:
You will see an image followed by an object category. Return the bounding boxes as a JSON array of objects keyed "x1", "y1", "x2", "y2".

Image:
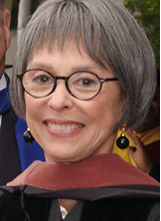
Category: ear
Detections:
[{"x1": 4, "y1": 9, "x2": 11, "y2": 51}]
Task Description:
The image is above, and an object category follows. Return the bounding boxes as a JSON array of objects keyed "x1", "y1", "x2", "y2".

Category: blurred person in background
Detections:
[{"x1": 0, "y1": 0, "x2": 45, "y2": 185}]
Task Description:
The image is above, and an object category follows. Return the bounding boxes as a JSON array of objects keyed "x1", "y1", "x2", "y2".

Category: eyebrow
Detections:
[
  {"x1": 27, "y1": 62, "x2": 53, "y2": 71},
  {"x1": 72, "y1": 64, "x2": 107, "y2": 72},
  {"x1": 27, "y1": 62, "x2": 108, "y2": 74}
]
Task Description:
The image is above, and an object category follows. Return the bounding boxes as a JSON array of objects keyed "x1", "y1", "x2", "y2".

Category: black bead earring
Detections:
[
  {"x1": 23, "y1": 128, "x2": 35, "y2": 144},
  {"x1": 116, "y1": 125, "x2": 129, "y2": 149}
]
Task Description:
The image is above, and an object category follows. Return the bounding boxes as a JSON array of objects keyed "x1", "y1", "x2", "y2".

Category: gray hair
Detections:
[{"x1": 10, "y1": 0, "x2": 157, "y2": 130}]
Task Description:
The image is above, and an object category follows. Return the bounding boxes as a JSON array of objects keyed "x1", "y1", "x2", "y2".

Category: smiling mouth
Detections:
[{"x1": 47, "y1": 123, "x2": 84, "y2": 131}]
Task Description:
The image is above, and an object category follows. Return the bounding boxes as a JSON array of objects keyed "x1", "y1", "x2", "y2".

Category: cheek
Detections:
[
  {"x1": 25, "y1": 93, "x2": 43, "y2": 123},
  {"x1": 82, "y1": 89, "x2": 125, "y2": 126}
]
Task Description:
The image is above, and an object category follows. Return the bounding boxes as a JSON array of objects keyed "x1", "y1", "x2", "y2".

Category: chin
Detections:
[{"x1": 45, "y1": 151, "x2": 81, "y2": 164}]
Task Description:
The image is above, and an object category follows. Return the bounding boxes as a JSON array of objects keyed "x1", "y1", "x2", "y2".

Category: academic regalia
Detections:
[{"x1": 0, "y1": 154, "x2": 159, "y2": 220}]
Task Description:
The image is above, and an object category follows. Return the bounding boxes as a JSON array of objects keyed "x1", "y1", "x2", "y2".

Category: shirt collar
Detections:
[{"x1": 0, "y1": 73, "x2": 7, "y2": 91}]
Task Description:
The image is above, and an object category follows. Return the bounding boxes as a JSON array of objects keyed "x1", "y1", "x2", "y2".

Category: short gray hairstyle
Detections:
[{"x1": 10, "y1": 0, "x2": 157, "y2": 130}]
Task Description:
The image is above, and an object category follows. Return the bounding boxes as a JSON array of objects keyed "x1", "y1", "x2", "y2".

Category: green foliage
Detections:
[{"x1": 124, "y1": 0, "x2": 160, "y2": 69}]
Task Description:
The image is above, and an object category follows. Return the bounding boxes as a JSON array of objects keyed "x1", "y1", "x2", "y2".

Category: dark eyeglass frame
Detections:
[{"x1": 17, "y1": 69, "x2": 118, "y2": 100}]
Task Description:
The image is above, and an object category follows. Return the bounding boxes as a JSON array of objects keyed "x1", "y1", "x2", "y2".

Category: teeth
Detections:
[{"x1": 48, "y1": 123, "x2": 82, "y2": 131}]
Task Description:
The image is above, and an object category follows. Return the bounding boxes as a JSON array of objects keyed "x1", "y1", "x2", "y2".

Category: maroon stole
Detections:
[{"x1": 7, "y1": 153, "x2": 159, "y2": 190}]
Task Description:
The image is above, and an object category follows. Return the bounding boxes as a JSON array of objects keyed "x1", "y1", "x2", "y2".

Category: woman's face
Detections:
[{"x1": 25, "y1": 41, "x2": 125, "y2": 164}]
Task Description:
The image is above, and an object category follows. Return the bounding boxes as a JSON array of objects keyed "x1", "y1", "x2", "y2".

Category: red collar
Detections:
[{"x1": 8, "y1": 154, "x2": 159, "y2": 190}]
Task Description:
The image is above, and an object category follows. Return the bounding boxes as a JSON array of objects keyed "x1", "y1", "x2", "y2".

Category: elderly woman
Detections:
[{"x1": 0, "y1": 0, "x2": 159, "y2": 220}]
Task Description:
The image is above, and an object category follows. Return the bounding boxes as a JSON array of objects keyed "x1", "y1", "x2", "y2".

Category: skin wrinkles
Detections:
[
  {"x1": 26, "y1": 61, "x2": 110, "y2": 78},
  {"x1": 25, "y1": 41, "x2": 125, "y2": 164}
]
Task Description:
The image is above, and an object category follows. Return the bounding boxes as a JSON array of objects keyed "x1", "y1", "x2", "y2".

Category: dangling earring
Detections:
[
  {"x1": 23, "y1": 128, "x2": 35, "y2": 144},
  {"x1": 116, "y1": 124, "x2": 129, "y2": 149}
]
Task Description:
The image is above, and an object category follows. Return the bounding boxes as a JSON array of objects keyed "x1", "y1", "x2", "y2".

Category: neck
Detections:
[{"x1": 58, "y1": 198, "x2": 79, "y2": 212}]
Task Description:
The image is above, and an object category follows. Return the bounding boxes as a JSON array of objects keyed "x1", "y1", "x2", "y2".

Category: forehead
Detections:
[
  {"x1": 26, "y1": 41, "x2": 116, "y2": 80},
  {"x1": 27, "y1": 38, "x2": 108, "y2": 71},
  {"x1": 28, "y1": 42, "x2": 94, "y2": 68},
  {"x1": 28, "y1": 40, "x2": 105, "y2": 67}
]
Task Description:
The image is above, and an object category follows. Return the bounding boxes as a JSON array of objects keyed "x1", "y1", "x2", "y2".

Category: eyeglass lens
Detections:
[{"x1": 22, "y1": 69, "x2": 101, "y2": 100}]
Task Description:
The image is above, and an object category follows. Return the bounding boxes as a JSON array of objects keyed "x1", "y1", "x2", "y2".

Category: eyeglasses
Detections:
[{"x1": 17, "y1": 69, "x2": 118, "y2": 100}]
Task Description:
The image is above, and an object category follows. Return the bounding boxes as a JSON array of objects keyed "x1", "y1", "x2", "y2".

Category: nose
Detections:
[{"x1": 48, "y1": 80, "x2": 73, "y2": 110}]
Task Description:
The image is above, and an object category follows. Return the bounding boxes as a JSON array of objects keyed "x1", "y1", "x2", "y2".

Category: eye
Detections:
[
  {"x1": 78, "y1": 78, "x2": 96, "y2": 87},
  {"x1": 31, "y1": 72, "x2": 53, "y2": 85},
  {"x1": 37, "y1": 75, "x2": 51, "y2": 83},
  {"x1": 71, "y1": 73, "x2": 99, "y2": 88}
]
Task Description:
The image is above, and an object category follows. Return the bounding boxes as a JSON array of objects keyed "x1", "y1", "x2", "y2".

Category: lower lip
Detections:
[{"x1": 44, "y1": 123, "x2": 85, "y2": 138}]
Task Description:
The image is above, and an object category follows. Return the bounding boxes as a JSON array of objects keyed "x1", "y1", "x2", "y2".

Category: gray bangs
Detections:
[{"x1": 24, "y1": 0, "x2": 109, "y2": 69}]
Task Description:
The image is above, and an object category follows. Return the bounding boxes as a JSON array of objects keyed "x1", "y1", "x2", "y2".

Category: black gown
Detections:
[{"x1": 0, "y1": 154, "x2": 159, "y2": 221}]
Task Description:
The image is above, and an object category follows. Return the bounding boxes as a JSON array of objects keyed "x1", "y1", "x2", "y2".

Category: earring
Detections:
[
  {"x1": 116, "y1": 124, "x2": 129, "y2": 149},
  {"x1": 23, "y1": 128, "x2": 35, "y2": 144}
]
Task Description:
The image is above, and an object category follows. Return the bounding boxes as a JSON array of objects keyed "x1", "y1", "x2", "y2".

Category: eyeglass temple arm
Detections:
[
  {"x1": 100, "y1": 77, "x2": 118, "y2": 83},
  {"x1": 17, "y1": 75, "x2": 23, "y2": 79}
]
